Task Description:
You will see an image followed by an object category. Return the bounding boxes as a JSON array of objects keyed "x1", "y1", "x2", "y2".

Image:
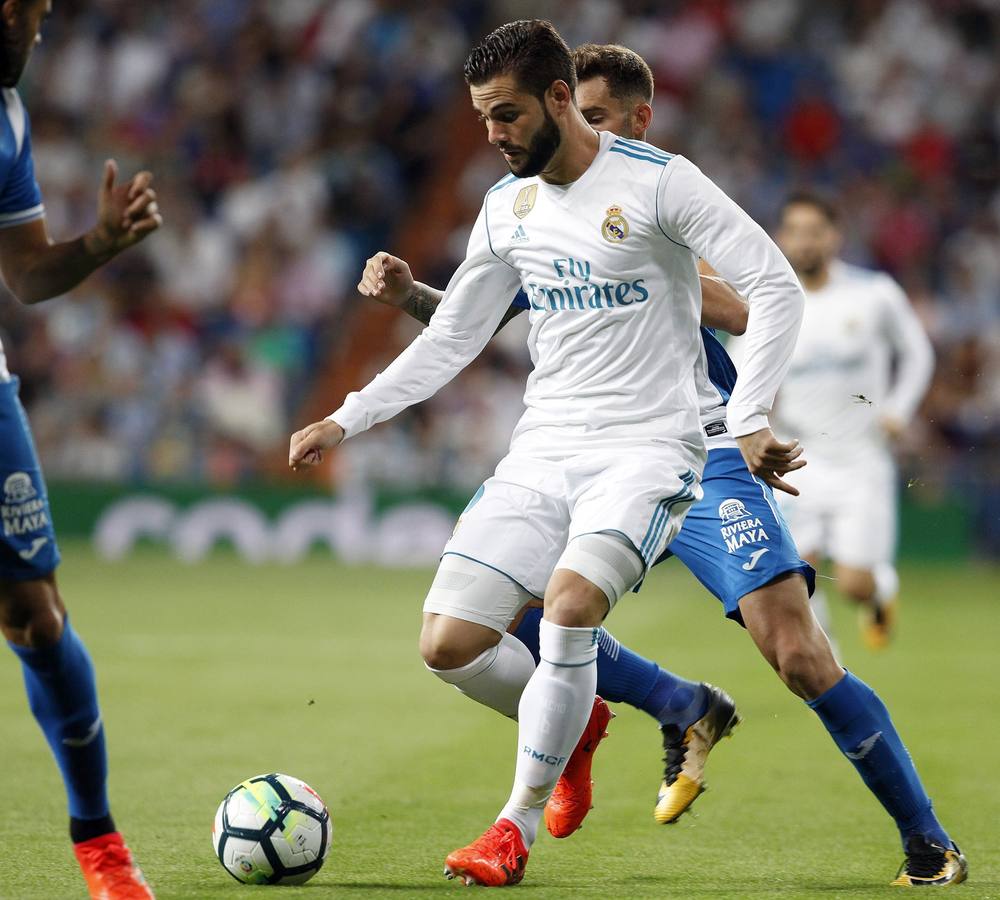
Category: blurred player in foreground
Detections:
[
  {"x1": 350, "y1": 41, "x2": 965, "y2": 889},
  {"x1": 773, "y1": 194, "x2": 934, "y2": 650},
  {"x1": 0, "y1": 2, "x2": 161, "y2": 897},
  {"x1": 292, "y1": 18, "x2": 812, "y2": 887}
]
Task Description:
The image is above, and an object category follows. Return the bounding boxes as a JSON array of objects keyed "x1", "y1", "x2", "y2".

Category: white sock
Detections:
[
  {"x1": 497, "y1": 619, "x2": 597, "y2": 846},
  {"x1": 427, "y1": 633, "x2": 536, "y2": 719}
]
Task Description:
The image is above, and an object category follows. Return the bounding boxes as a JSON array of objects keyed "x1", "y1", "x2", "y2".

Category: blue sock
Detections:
[
  {"x1": 619, "y1": 634, "x2": 709, "y2": 728},
  {"x1": 8, "y1": 619, "x2": 109, "y2": 821},
  {"x1": 808, "y1": 670, "x2": 949, "y2": 848},
  {"x1": 512, "y1": 607, "x2": 707, "y2": 727}
]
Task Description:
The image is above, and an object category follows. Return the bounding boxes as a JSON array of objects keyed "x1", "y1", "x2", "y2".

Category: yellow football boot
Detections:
[
  {"x1": 891, "y1": 836, "x2": 968, "y2": 887},
  {"x1": 654, "y1": 684, "x2": 739, "y2": 824}
]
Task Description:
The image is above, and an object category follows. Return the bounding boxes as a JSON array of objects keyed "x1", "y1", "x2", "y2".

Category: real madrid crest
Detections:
[
  {"x1": 513, "y1": 184, "x2": 537, "y2": 219},
  {"x1": 601, "y1": 205, "x2": 629, "y2": 243}
]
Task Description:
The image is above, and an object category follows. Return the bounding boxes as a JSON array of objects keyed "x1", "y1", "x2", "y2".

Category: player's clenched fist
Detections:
[
  {"x1": 735, "y1": 427, "x2": 806, "y2": 496},
  {"x1": 289, "y1": 420, "x2": 345, "y2": 470},
  {"x1": 357, "y1": 251, "x2": 414, "y2": 307}
]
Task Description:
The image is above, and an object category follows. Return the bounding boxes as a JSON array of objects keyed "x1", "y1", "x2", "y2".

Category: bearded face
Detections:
[{"x1": 500, "y1": 107, "x2": 562, "y2": 178}]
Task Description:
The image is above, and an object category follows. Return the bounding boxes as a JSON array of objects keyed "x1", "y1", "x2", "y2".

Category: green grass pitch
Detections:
[{"x1": 1, "y1": 541, "x2": 997, "y2": 899}]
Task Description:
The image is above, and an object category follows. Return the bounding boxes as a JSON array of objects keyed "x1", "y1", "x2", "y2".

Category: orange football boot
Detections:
[
  {"x1": 74, "y1": 832, "x2": 155, "y2": 899},
  {"x1": 544, "y1": 696, "x2": 614, "y2": 838},
  {"x1": 444, "y1": 818, "x2": 528, "y2": 887}
]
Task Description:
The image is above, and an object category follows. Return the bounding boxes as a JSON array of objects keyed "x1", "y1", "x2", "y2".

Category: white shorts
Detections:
[
  {"x1": 777, "y1": 453, "x2": 897, "y2": 569},
  {"x1": 425, "y1": 444, "x2": 704, "y2": 629}
]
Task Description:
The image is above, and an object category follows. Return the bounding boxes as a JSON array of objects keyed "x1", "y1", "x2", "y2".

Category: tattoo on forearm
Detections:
[
  {"x1": 403, "y1": 284, "x2": 524, "y2": 337},
  {"x1": 403, "y1": 284, "x2": 441, "y2": 325}
]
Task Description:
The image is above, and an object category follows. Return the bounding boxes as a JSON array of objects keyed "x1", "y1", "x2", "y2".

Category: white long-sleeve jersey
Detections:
[
  {"x1": 772, "y1": 260, "x2": 934, "y2": 460},
  {"x1": 331, "y1": 131, "x2": 804, "y2": 456}
]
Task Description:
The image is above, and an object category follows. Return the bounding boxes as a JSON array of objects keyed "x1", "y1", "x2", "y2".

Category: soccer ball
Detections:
[{"x1": 212, "y1": 773, "x2": 331, "y2": 885}]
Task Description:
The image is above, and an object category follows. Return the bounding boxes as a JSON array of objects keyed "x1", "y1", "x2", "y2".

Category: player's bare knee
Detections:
[
  {"x1": 544, "y1": 576, "x2": 606, "y2": 627},
  {"x1": 544, "y1": 565, "x2": 614, "y2": 627},
  {"x1": 772, "y1": 641, "x2": 819, "y2": 697},
  {"x1": 422, "y1": 555, "x2": 531, "y2": 662},
  {"x1": 771, "y1": 622, "x2": 840, "y2": 699},
  {"x1": 420, "y1": 637, "x2": 490, "y2": 671},
  {"x1": 0, "y1": 575, "x2": 65, "y2": 647},
  {"x1": 756, "y1": 617, "x2": 823, "y2": 696},
  {"x1": 545, "y1": 532, "x2": 644, "y2": 626},
  {"x1": 419, "y1": 614, "x2": 500, "y2": 671}
]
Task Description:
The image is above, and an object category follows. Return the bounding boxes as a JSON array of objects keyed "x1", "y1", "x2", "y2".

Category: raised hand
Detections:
[
  {"x1": 357, "y1": 251, "x2": 414, "y2": 307},
  {"x1": 87, "y1": 160, "x2": 162, "y2": 257}
]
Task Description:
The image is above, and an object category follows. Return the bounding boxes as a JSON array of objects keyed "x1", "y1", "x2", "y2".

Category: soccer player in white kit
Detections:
[
  {"x1": 289, "y1": 21, "x2": 965, "y2": 886},
  {"x1": 773, "y1": 193, "x2": 935, "y2": 649},
  {"x1": 290, "y1": 19, "x2": 809, "y2": 887},
  {"x1": 344, "y1": 43, "x2": 966, "y2": 890}
]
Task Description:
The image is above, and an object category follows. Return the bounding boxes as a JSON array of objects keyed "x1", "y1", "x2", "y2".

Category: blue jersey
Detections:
[
  {"x1": 0, "y1": 88, "x2": 44, "y2": 227},
  {"x1": 0, "y1": 89, "x2": 44, "y2": 379},
  {"x1": 511, "y1": 289, "x2": 738, "y2": 402},
  {"x1": 0, "y1": 89, "x2": 57, "y2": 580}
]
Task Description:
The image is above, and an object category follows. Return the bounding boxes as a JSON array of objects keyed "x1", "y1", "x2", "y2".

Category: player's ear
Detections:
[
  {"x1": 633, "y1": 103, "x2": 653, "y2": 138},
  {"x1": 1, "y1": 0, "x2": 18, "y2": 29},
  {"x1": 547, "y1": 80, "x2": 573, "y2": 116}
]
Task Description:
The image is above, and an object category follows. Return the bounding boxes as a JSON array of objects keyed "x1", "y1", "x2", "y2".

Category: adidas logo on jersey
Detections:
[{"x1": 510, "y1": 224, "x2": 529, "y2": 244}]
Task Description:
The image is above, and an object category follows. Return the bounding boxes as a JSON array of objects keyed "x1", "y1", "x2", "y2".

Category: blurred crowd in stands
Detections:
[{"x1": 1, "y1": 0, "x2": 997, "y2": 553}]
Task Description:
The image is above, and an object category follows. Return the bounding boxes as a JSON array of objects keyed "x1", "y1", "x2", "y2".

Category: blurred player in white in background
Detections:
[{"x1": 773, "y1": 192, "x2": 934, "y2": 649}]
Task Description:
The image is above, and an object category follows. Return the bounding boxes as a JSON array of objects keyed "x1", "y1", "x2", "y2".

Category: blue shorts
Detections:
[
  {"x1": 0, "y1": 377, "x2": 60, "y2": 581},
  {"x1": 656, "y1": 447, "x2": 814, "y2": 626}
]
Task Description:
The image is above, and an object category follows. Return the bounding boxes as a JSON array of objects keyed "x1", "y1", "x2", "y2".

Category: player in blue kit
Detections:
[
  {"x1": 0, "y1": 2, "x2": 161, "y2": 897},
  {"x1": 354, "y1": 39, "x2": 965, "y2": 889}
]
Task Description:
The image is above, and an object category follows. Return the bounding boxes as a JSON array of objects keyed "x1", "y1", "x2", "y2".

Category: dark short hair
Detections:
[
  {"x1": 572, "y1": 43, "x2": 654, "y2": 105},
  {"x1": 464, "y1": 19, "x2": 576, "y2": 100},
  {"x1": 780, "y1": 189, "x2": 840, "y2": 225}
]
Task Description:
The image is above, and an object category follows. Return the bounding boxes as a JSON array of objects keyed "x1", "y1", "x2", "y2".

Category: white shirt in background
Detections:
[{"x1": 773, "y1": 260, "x2": 934, "y2": 462}]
